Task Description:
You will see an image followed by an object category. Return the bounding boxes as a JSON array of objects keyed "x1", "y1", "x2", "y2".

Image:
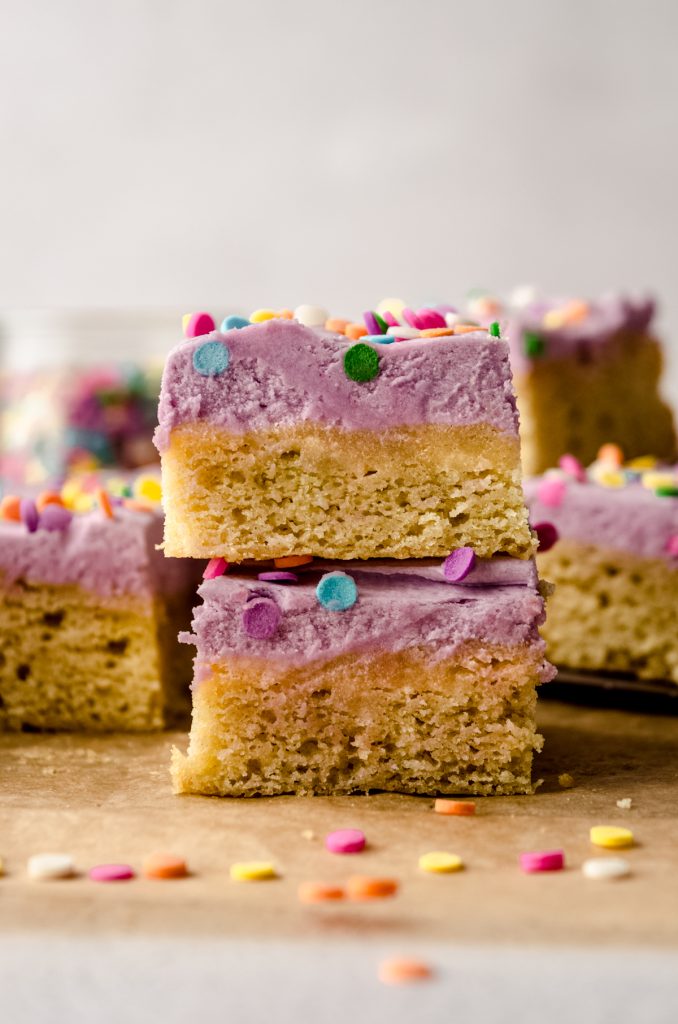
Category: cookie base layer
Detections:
[
  {"x1": 538, "y1": 541, "x2": 678, "y2": 685},
  {"x1": 171, "y1": 643, "x2": 544, "y2": 797},
  {"x1": 516, "y1": 333, "x2": 677, "y2": 476},
  {"x1": 0, "y1": 577, "x2": 188, "y2": 731},
  {"x1": 161, "y1": 421, "x2": 534, "y2": 560}
]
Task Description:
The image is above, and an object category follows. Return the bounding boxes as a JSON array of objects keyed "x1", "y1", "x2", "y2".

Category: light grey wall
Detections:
[{"x1": 1, "y1": 0, "x2": 677, "y2": 402}]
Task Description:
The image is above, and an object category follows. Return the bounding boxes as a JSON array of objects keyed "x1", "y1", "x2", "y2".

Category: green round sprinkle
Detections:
[
  {"x1": 489, "y1": 321, "x2": 501, "y2": 338},
  {"x1": 343, "y1": 343, "x2": 380, "y2": 383},
  {"x1": 373, "y1": 311, "x2": 389, "y2": 334},
  {"x1": 524, "y1": 331, "x2": 545, "y2": 358},
  {"x1": 655, "y1": 486, "x2": 678, "y2": 497}
]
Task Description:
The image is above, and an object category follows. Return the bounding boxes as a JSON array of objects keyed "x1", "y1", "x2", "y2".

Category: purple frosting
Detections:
[
  {"x1": 182, "y1": 558, "x2": 553, "y2": 678},
  {"x1": 154, "y1": 319, "x2": 519, "y2": 450},
  {"x1": 0, "y1": 507, "x2": 188, "y2": 599},
  {"x1": 507, "y1": 295, "x2": 655, "y2": 372},
  {"x1": 525, "y1": 476, "x2": 678, "y2": 563}
]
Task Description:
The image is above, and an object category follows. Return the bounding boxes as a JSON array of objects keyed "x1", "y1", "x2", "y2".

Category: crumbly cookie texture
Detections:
[
  {"x1": 172, "y1": 560, "x2": 553, "y2": 797},
  {"x1": 155, "y1": 316, "x2": 534, "y2": 561}
]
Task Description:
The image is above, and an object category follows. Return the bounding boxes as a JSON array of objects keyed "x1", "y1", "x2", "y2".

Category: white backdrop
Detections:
[{"x1": 1, "y1": 0, "x2": 677, "y2": 401}]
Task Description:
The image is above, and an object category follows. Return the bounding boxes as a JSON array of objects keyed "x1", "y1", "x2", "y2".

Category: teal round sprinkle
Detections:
[
  {"x1": 363, "y1": 334, "x2": 394, "y2": 345},
  {"x1": 316, "y1": 572, "x2": 358, "y2": 611},
  {"x1": 523, "y1": 332, "x2": 545, "y2": 358},
  {"x1": 489, "y1": 321, "x2": 501, "y2": 338},
  {"x1": 343, "y1": 343, "x2": 380, "y2": 382},
  {"x1": 655, "y1": 485, "x2": 678, "y2": 497},
  {"x1": 193, "y1": 341, "x2": 230, "y2": 376},
  {"x1": 221, "y1": 315, "x2": 250, "y2": 332},
  {"x1": 373, "y1": 311, "x2": 388, "y2": 334}
]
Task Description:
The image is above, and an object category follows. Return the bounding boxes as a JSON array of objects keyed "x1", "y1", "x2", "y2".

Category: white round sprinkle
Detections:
[
  {"x1": 444, "y1": 311, "x2": 462, "y2": 328},
  {"x1": 510, "y1": 284, "x2": 538, "y2": 309},
  {"x1": 293, "y1": 304, "x2": 328, "y2": 328},
  {"x1": 582, "y1": 857, "x2": 631, "y2": 881},
  {"x1": 386, "y1": 325, "x2": 420, "y2": 338},
  {"x1": 27, "y1": 853, "x2": 76, "y2": 880}
]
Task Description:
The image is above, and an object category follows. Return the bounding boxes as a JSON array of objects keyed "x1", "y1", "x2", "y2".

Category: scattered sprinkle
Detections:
[
  {"x1": 597, "y1": 443, "x2": 624, "y2": 466},
  {"x1": 203, "y1": 557, "x2": 228, "y2": 580},
  {"x1": 582, "y1": 857, "x2": 631, "y2": 881},
  {"x1": 345, "y1": 876, "x2": 399, "y2": 901},
  {"x1": 184, "y1": 312, "x2": 215, "y2": 338},
  {"x1": 20, "y1": 498, "x2": 39, "y2": 533},
  {"x1": 590, "y1": 825, "x2": 634, "y2": 849},
  {"x1": 274, "y1": 555, "x2": 313, "y2": 568},
  {"x1": 35, "y1": 491, "x2": 63, "y2": 513},
  {"x1": 442, "y1": 547, "x2": 476, "y2": 583},
  {"x1": 520, "y1": 849, "x2": 565, "y2": 873},
  {"x1": 343, "y1": 342, "x2": 380, "y2": 383},
  {"x1": 39, "y1": 504, "x2": 73, "y2": 532},
  {"x1": 418, "y1": 851, "x2": 464, "y2": 874},
  {"x1": 362, "y1": 333, "x2": 395, "y2": 345},
  {"x1": 325, "y1": 829, "x2": 366, "y2": 855},
  {"x1": 316, "y1": 571, "x2": 358, "y2": 611},
  {"x1": 220, "y1": 315, "x2": 250, "y2": 331},
  {"x1": 89, "y1": 863, "x2": 135, "y2": 882},
  {"x1": 558, "y1": 454, "x2": 586, "y2": 482},
  {"x1": 142, "y1": 853, "x2": 188, "y2": 879},
  {"x1": 134, "y1": 475, "x2": 162, "y2": 504},
  {"x1": 489, "y1": 321, "x2": 501, "y2": 337},
  {"x1": 96, "y1": 487, "x2": 114, "y2": 519},
  {"x1": 242, "y1": 597, "x2": 281, "y2": 639},
  {"x1": 192, "y1": 340, "x2": 230, "y2": 377},
  {"x1": 294, "y1": 305, "x2": 329, "y2": 327},
  {"x1": 345, "y1": 323, "x2": 368, "y2": 341},
  {"x1": 298, "y1": 881, "x2": 345, "y2": 904},
  {"x1": 523, "y1": 331, "x2": 545, "y2": 358},
  {"x1": 230, "y1": 861, "x2": 277, "y2": 882},
  {"x1": 27, "y1": 853, "x2": 76, "y2": 880},
  {"x1": 257, "y1": 571, "x2": 298, "y2": 584},
  {"x1": 434, "y1": 798, "x2": 476, "y2": 816},
  {"x1": 558, "y1": 773, "x2": 575, "y2": 789},
  {"x1": 325, "y1": 318, "x2": 350, "y2": 334},
  {"x1": 363, "y1": 311, "x2": 383, "y2": 335},
  {"x1": 616, "y1": 798, "x2": 633, "y2": 810},
  {"x1": 378, "y1": 957, "x2": 433, "y2": 986},
  {"x1": 249, "y1": 308, "x2": 277, "y2": 323},
  {"x1": 536, "y1": 477, "x2": 567, "y2": 508},
  {"x1": 0, "y1": 495, "x2": 21, "y2": 522},
  {"x1": 534, "y1": 521, "x2": 559, "y2": 552}
]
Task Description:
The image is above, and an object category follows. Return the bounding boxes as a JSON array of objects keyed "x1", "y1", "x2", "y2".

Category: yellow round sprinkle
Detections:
[
  {"x1": 60, "y1": 480, "x2": 82, "y2": 509},
  {"x1": 181, "y1": 313, "x2": 192, "y2": 333},
  {"x1": 249, "y1": 308, "x2": 277, "y2": 323},
  {"x1": 418, "y1": 851, "x2": 464, "y2": 874},
  {"x1": 542, "y1": 307, "x2": 569, "y2": 330},
  {"x1": 626, "y1": 455, "x2": 658, "y2": 471},
  {"x1": 134, "y1": 475, "x2": 162, "y2": 503},
  {"x1": 230, "y1": 861, "x2": 277, "y2": 881},
  {"x1": 376, "y1": 297, "x2": 406, "y2": 320},
  {"x1": 73, "y1": 493, "x2": 95, "y2": 513},
  {"x1": 593, "y1": 468, "x2": 625, "y2": 488},
  {"x1": 641, "y1": 471, "x2": 676, "y2": 490},
  {"x1": 590, "y1": 825, "x2": 634, "y2": 849}
]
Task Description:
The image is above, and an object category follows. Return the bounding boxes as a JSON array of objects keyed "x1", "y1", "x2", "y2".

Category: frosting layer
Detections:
[
  {"x1": 154, "y1": 319, "x2": 519, "y2": 451},
  {"x1": 184, "y1": 558, "x2": 553, "y2": 676}
]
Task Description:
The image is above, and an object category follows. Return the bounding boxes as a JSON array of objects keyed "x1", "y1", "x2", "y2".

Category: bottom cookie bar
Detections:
[{"x1": 172, "y1": 560, "x2": 554, "y2": 796}]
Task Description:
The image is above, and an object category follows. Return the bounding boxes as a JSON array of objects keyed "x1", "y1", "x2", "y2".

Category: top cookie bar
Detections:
[{"x1": 155, "y1": 305, "x2": 535, "y2": 561}]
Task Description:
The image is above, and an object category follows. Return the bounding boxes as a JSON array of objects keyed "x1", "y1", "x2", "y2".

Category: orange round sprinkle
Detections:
[
  {"x1": 434, "y1": 798, "x2": 476, "y2": 816},
  {"x1": 142, "y1": 852, "x2": 188, "y2": 879},
  {"x1": 345, "y1": 875, "x2": 399, "y2": 901},
  {"x1": 420, "y1": 328, "x2": 454, "y2": 337},
  {"x1": 345, "y1": 323, "x2": 368, "y2": 341},
  {"x1": 453, "y1": 324, "x2": 484, "y2": 334},
  {"x1": 277, "y1": 309, "x2": 294, "y2": 319},
  {"x1": 378, "y1": 957, "x2": 433, "y2": 986},
  {"x1": 273, "y1": 555, "x2": 313, "y2": 568},
  {"x1": 597, "y1": 443, "x2": 624, "y2": 467},
  {"x1": 325, "y1": 318, "x2": 350, "y2": 334},
  {"x1": 123, "y1": 499, "x2": 154, "y2": 513},
  {"x1": 298, "y1": 881, "x2": 346, "y2": 904},
  {"x1": 36, "y1": 490, "x2": 64, "y2": 513},
  {"x1": 96, "y1": 488, "x2": 114, "y2": 518},
  {"x1": 0, "y1": 495, "x2": 21, "y2": 522}
]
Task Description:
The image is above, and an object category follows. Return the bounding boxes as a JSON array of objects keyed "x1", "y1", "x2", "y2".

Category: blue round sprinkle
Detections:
[
  {"x1": 316, "y1": 571, "x2": 358, "y2": 612},
  {"x1": 221, "y1": 315, "x2": 251, "y2": 332},
  {"x1": 363, "y1": 333, "x2": 395, "y2": 345},
  {"x1": 193, "y1": 341, "x2": 230, "y2": 376}
]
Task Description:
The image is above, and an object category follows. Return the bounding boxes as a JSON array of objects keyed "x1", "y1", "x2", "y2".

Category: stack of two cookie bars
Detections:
[{"x1": 156, "y1": 306, "x2": 554, "y2": 797}]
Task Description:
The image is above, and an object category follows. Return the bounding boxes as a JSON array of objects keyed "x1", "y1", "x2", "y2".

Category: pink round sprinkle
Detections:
[
  {"x1": 382, "y1": 311, "x2": 399, "y2": 327},
  {"x1": 402, "y1": 307, "x2": 424, "y2": 330},
  {"x1": 536, "y1": 477, "x2": 567, "y2": 508},
  {"x1": 20, "y1": 498, "x2": 39, "y2": 533},
  {"x1": 39, "y1": 504, "x2": 73, "y2": 532},
  {"x1": 242, "y1": 597, "x2": 281, "y2": 639},
  {"x1": 558, "y1": 454, "x2": 586, "y2": 482},
  {"x1": 363, "y1": 311, "x2": 382, "y2": 335},
  {"x1": 257, "y1": 571, "x2": 299, "y2": 584},
  {"x1": 534, "y1": 522, "x2": 559, "y2": 552},
  {"x1": 442, "y1": 547, "x2": 477, "y2": 582},
  {"x1": 89, "y1": 863, "x2": 135, "y2": 882},
  {"x1": 666, "y1": 535, "x2": 678, "y2": 558},
  {"x1": 185, "y1": 312, "x2": 215, "y2": 338},
  {"x1": 417, "y1": 308, "x2": 446, "y2": 329},
  {"x1": 203, "y1": 557, "x2": 229, "y2": 580},
  {"x1": 520, "y1": 849, "x2": 564, "y2": 873},
  {"x1": 325, "y1": 829, "x2": 366, "y2": 854}
]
